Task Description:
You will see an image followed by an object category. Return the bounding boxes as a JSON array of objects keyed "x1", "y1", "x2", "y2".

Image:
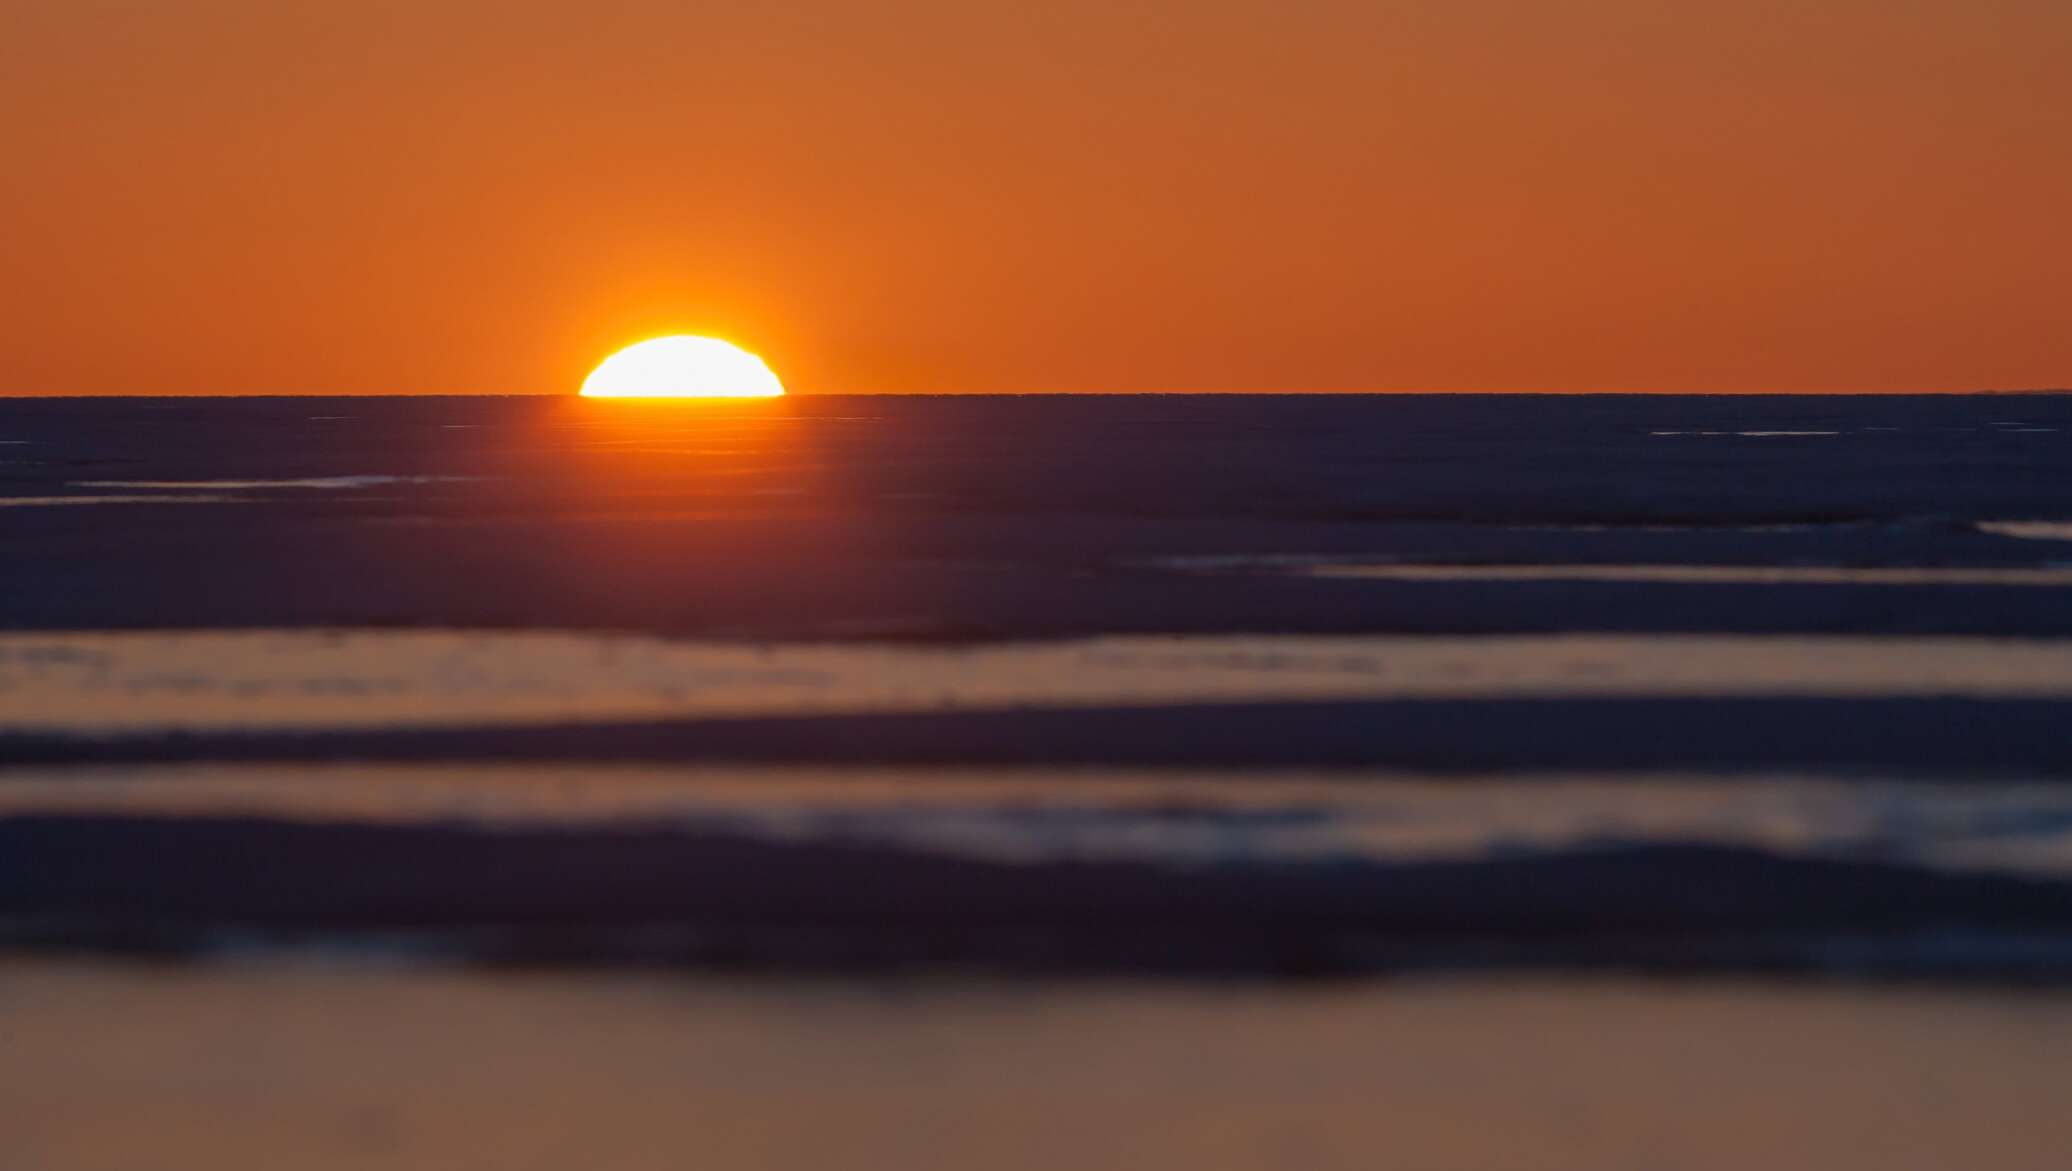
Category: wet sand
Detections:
[{"x1": 5, "y1": 961, "x2": 2072, "y2": 1171}]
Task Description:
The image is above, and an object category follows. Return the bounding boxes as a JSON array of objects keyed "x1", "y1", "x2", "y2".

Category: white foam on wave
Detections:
[
  {"x1": 5, "y1": 762, "x2": 2072, "y2": 879},
  {"x1": 1979, "y1": 521, "x2": 2072, "y2": 542},
  {"x1": 1157, "y1": 555, "x2": 2072, "y2": 586},
  {"x1": 0, "y1": 494, "x2": 245, "y2": 508},
  {"x1": 71, "y1": 475, "x2": 486, "y2": 490},
  {"x1": 7, "y1": 630, "x2": 2072, "y2": 735},
  {"x1": 1302, "y1": 564, "x2": 2072, "y2": 585},
  {"x1": 1509, "y1": 523, "x2": 1823, "y2": 533}
]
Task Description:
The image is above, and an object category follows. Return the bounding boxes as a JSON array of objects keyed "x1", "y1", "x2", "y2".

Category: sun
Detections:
[{"x1": 580, "y1": 335, "x2": 785, "y2": 398}]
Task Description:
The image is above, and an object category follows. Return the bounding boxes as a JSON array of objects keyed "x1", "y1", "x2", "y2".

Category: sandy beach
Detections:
[{"x1": 7, "y1": 961, "x2": 2072, "y2": 1171}]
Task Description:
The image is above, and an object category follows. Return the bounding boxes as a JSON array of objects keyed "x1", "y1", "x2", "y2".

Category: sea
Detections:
[{"x1": 4, "y1": 392, "x2": 2072, "y2": 977}]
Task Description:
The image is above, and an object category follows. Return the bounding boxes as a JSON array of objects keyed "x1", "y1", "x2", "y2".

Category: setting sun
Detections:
[{"x1": 580, "y1": 336, "x2": 785, "y2": 399}]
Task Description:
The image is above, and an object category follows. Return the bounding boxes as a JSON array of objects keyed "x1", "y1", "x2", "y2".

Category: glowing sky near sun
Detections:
[{"x1": 2, "y1": 0, "x2": 2068, "y2": 394}]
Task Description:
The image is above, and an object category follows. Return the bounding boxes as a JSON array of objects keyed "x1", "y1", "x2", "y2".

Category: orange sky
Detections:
[{"x1": 4, "y1": 0, "x2": 2068, "y2": 394}]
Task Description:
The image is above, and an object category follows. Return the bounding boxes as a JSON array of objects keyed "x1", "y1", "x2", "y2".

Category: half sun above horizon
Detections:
[{"x1": 580, "y1": 336, "x2": 785, "y2": 398}]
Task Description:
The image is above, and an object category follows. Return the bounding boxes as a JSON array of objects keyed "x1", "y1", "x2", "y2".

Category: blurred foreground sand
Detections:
[{"x1": 5, "y1": 961, "x2": 2071, "y2": 1171}]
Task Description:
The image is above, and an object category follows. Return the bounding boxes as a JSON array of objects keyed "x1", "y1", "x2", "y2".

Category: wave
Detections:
[{"x1": 9, "y1": 765, "x2": 2072, "y2": 977}]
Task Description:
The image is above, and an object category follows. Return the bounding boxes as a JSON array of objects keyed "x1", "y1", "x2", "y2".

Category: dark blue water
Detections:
[{"x1": 5, "y1": 394, "x2": 2072, "y2": 976}]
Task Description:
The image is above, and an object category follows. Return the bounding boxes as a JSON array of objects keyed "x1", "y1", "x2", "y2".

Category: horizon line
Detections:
[{"x1": 3, "y1": 387, "x2": 2070, "y2": 399}]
